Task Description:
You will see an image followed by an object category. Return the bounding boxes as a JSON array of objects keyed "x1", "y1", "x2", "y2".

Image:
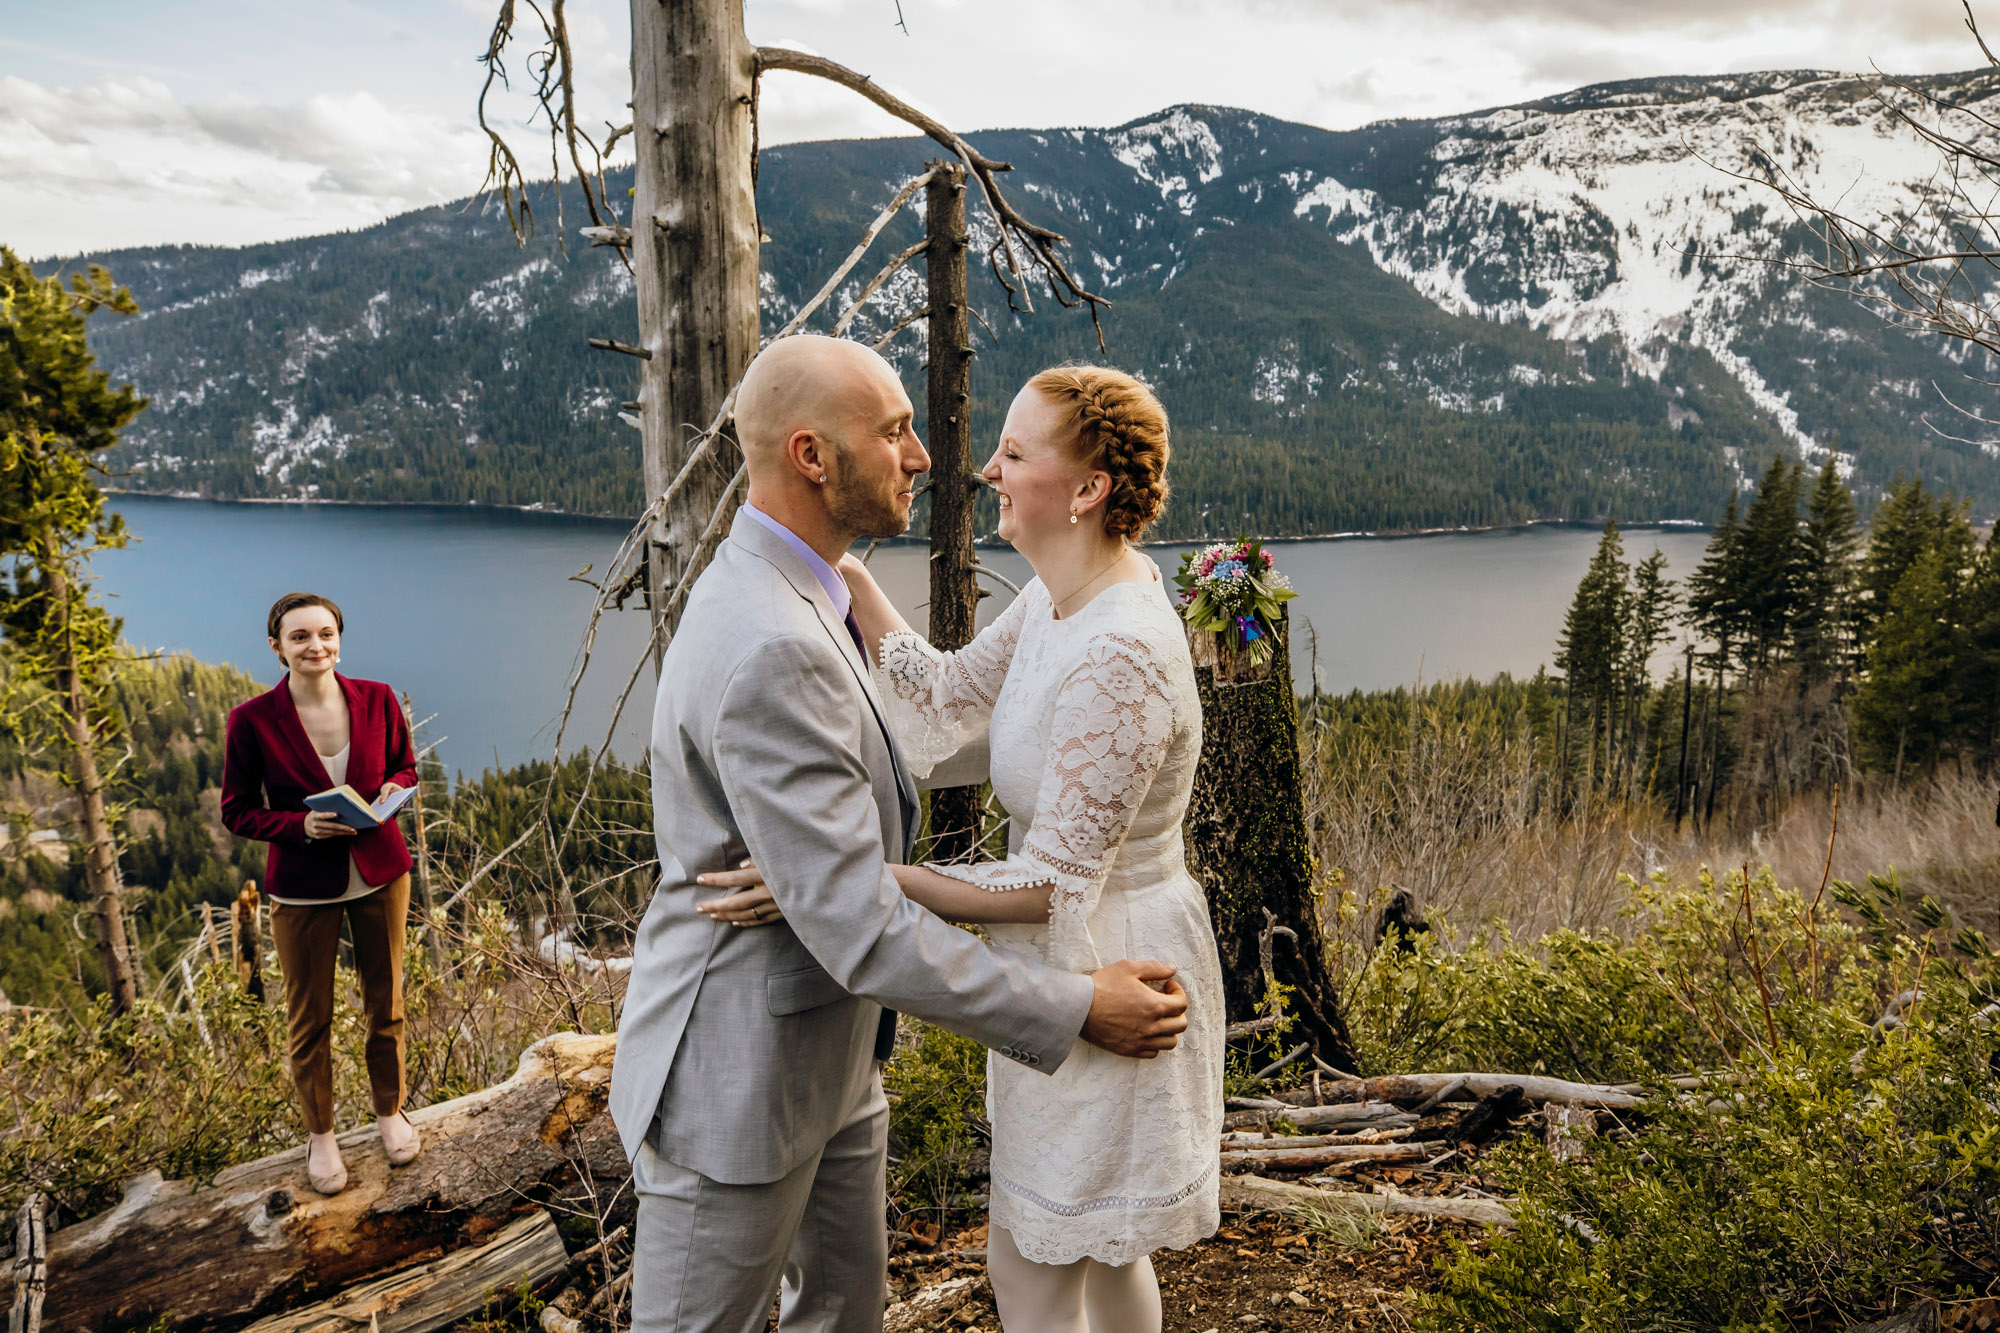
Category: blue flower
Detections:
[{"x1": 1210, "y1": 558, "x2": 1247, "y2": 580}]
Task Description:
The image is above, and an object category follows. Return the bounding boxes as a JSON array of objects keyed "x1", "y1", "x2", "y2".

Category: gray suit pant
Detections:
[{"x1": 631, "y1": 1075, "x2": 890, "y2": 1333}]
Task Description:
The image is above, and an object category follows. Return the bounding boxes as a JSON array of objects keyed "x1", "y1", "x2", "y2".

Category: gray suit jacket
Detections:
[{"x1": 610, "y1": 512, "x2": 1095, "y2": 1184}]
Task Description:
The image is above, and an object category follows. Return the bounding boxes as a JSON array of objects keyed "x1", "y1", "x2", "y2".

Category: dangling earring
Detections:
[{"x1": 1069, "y1": 510, "x2": 1079, "y2": 524}]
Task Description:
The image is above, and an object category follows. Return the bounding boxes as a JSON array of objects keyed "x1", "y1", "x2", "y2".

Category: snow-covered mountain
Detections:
[{"x1": 67, "y1": 68, "x2": 2000, "y2": 532}]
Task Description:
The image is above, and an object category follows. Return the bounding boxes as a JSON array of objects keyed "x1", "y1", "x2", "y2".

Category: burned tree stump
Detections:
[
  {"x1": 1181, "y1": 610, "x2": 1359, "y2": 1072},
  {"x1": 1455, "y1": 1084, "x2": 1530, "y2": 1149}
]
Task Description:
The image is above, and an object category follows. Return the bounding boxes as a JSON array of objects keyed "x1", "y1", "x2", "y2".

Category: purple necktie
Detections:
[{"x1": 844, "y1": 609, "x2": 867, "y2": 659}]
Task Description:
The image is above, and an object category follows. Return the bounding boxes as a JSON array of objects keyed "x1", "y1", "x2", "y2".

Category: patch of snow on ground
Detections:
[
  {"x1": 239, "y1": 264, "x2": 294, "y2": 290},
  {"x1": 466, "y1": 257, "x2": 556, "y2": 330},
  {"x1": 1252, "y1": 351, "x2": 1321, "y2": 407},
  {"x1": 251, "y1": 403, "x2": 348, "y2": 484},
  {"x1": 1105, "y1": 110, "x2": 1224, "y2": 213},
  {"x1": 1290, "y1": 75, "x2": 1998, "y2": 452}
]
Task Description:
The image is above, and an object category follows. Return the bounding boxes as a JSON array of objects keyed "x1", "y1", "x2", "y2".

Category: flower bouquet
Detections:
[{"x1": 1173, "y1": 537, "x2": 1296, "y2": 670}]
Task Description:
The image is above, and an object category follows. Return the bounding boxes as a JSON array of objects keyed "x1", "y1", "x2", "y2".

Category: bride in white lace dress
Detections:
[{"x1": 702, "y1": 365, "x2": 1222, "y2": 1331}]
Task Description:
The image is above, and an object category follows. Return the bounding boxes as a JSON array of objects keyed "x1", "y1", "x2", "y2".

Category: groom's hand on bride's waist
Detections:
[{"x1": 1080, "y1": 959, "x2": 1189, "y2": 1058}]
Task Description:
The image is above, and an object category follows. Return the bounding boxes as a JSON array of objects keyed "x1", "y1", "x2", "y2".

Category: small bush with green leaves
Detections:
[
  {"x1": 1400, "y1": 868, "x2": 2000, "y2": 1333},
  {"x1": 1419, "y1": 995, "x2": 1998, "y2": 1333},
  {"x1": 0, "y1": 905, "x2": 620, "y2": 1220},
  {"x1": 1340, "y1": 867, "x2": 1895, "y2": 1081},
  {"x1": 882, "y1": 1020, "x2": 989, "y2": 1217}
]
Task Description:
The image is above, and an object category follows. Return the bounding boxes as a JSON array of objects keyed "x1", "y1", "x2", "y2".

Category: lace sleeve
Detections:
[
  {"x1": 928, "y1": 632, "x2": 1176, "y2": 971},
  {"x1": 873, "y1": 584, "x2": 1036, "y2": 781}
]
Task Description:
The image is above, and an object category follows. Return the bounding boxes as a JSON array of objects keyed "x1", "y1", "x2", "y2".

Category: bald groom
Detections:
[{"x1": 609, "y1": 335, "x2": 1190, "y2": 1333}]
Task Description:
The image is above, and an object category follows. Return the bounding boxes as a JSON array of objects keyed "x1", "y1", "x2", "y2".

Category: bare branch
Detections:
[
  {"x1": 475, "y1": 0, "x2": 619, "y2": 246},
  {"x1": 754, "y1": 46, "x2": 1111, "y2": 345},
  {"x1": 1693, "y1": 66, "x2": 2000, "y2": 373},
  {"x1": 871, "y1": 305, "x2": 930, "y2": 351},
  {"x1": 832, "y1": 238, "x2": 928, "y2": 337}
]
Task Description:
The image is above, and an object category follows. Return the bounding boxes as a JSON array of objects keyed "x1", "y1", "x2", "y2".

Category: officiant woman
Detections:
[{"x1": 220, "y1": 591, "x2": 424, "y2": 1196}]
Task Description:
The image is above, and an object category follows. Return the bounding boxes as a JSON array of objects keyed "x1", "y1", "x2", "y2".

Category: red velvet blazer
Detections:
[{"x1": 221, "y1": 675, "x2": 420, "y2": 902}]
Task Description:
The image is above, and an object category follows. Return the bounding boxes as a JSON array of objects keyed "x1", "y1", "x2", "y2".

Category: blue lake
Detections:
[{"x1": 96, "y1": 496, "x2": 1713, "y2": 776}]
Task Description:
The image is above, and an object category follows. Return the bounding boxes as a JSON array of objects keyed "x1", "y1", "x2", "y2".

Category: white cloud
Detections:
[
  {"x1": 0, "y1": 74, "x2": 492, "y2": 257},
  {"x1": 0, "y1": 0, "x2": 1992, "y2": 255}
]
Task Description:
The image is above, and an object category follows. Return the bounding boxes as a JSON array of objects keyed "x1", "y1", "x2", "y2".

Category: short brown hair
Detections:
[
  {"x1": 1027, "y1": 365, "x2": 1171, "y2": 541},
  {"x1": 267, "y1": 592, "x2": 344, "y2": 642}
]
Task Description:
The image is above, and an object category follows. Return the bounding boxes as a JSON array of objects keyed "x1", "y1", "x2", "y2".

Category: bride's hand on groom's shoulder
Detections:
[{"x1": 695, "y1": 859, "x2": 783, "y2": 927}]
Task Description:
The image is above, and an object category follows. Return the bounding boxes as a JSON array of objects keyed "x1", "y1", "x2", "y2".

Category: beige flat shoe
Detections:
[
  {"x1": 380, "y1": 1111, "x2": 422, "y2": 1167},
  {"x1": 306, "y1": 1133, "x2": 348, "y2": 1195}
]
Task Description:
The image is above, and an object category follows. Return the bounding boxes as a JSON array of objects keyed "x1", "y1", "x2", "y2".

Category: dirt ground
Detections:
[{"x1": 882, "y1": 1208, "x2": 1482, "y2": 1332}]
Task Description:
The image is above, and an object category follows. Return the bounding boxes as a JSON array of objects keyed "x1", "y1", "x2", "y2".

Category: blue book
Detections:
[{"x1": 304, "y1": 784, "x2": 417, "y2": 830}]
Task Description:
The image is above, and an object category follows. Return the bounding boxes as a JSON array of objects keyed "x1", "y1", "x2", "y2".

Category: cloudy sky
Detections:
[{"x1": 0, "y1": 0, "x2": 1981, "y2": 259}]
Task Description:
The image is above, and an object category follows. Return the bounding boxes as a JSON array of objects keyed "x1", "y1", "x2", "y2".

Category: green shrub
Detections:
[
  {"x1": 1399, "y1": 869, "x2": 2000, "y2": 1333},
  {"x1": 1419, "y1": 995, "x2": 1999, "y2": 1333},
  {"x1": 1343, "y1": 868, "x2": 1885, "y2": 1082},
  {"x1": 883, "y1": 1021, "x2": 988, "y2": 1216},
  {"x1": 0, "y1": 977, "x2": 294, "y2": 1218}
]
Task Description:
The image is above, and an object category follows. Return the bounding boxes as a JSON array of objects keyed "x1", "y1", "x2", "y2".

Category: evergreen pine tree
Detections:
[
  {"x1": 1620, "y1": 547, "x2": 1676, "y2": 788},
  {"x1": 1859, "y1": 476, "x2": 1944, "y2": 642},
  {"x1": 1854, "y1": 546, "x2": 1964, "y2": 781},
  {"x1": 1794, "y1": 455, "x2": 1862, "y2": 683},
  {"x1": 1951, "y1": 531, "x2": 2000, "y2": 761},
  {"x1": 1555, "y1": 520, "x2": 1631, "y2": 789},
  {"x1": 1685, "y1": 492, "x2": 1748, "y2": 680},
  {"x1": 0, "y1": 247, "x2": 147, "y2": 1010},
  {"x1": 1736, "y1": 455, "x2": 1804, "y2": 672}
]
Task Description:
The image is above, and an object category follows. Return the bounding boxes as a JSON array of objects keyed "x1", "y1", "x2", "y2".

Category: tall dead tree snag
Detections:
[
  {"x1": 1182, "y1": 613, "x2": 1358, "y2": 1072},
  {"x1": 923, "y1": 162, "x2": 984, "y2": 862},
  {"x1": 630, "y1": 0, "x2": 760, "y2": 643}
]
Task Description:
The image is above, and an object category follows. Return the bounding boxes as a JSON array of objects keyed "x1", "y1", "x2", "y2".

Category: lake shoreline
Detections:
[{"x1": 105, "y1": 489, "x2": 1713, "y2": 544}]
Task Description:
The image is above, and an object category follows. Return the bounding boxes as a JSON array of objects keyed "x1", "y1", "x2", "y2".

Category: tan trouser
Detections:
[{"x1": 270, "y1": 873, "x2": 409, "y2": 1135}]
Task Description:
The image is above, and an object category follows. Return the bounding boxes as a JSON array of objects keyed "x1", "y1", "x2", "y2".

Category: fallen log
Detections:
[
  {"x1": 42, "y1": 1033, "x2": 624, "y2": 1333},
  {"x1": 1312, "y1": 1072, "x2": 1641, "y2": 1111},
  {"x1": 239, "y1": 1210, "x2": 569, "y2": 1333},
  {"x1": 884, "y1": 1275, "x2": 980, "y2": 1333},
  {"x1": 1219, "y1": 1173, "x2": 1517, "y2": 1228},
  {"x1": 1220, "y1": 1128, "x2": 1414, "y2": 1149},
  {"x1": 1220, "y1": 1141, "x2": 1443, "y2": 1170},
  {"x1": 1222, "y1": 1100, "x2": 1413, "y2": 1132}
]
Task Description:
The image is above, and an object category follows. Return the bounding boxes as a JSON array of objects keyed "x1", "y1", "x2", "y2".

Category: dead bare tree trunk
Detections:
[
  {"x1": 923, "y1": 161, "x2": 983, "y2": 862},
  {"x1": 630, "y1": 0, "x2": 760, "y2": 646},
  {"x1": 46, "y1": 562, "x2": 136, "y2": 1014}
]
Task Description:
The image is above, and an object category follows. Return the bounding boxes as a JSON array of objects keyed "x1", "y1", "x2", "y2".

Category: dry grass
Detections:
[{"x1": 1306, "y1": 705, "x2": 2000, "y2": 943}]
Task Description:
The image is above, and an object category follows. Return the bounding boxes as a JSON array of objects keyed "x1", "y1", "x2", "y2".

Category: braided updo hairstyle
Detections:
[{"x1": 1026, "y1": 365, "x2": 1171, "y2": 541}]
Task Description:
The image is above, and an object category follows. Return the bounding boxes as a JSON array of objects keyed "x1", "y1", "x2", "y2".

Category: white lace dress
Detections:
[{"x1": 876, "y1": 573, "x2": 1224, "y2": 1267}]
